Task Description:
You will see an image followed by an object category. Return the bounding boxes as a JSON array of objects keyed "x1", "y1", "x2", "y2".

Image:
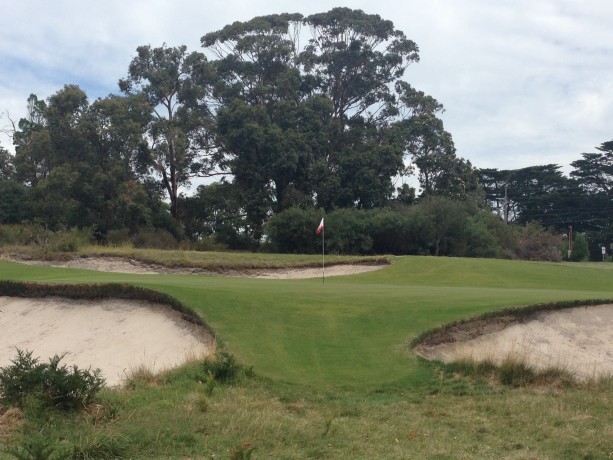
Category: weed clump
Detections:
[
  {"x1": 0, "y1": 349, "x2": 105, "y2": 412},
  {"x1": 444, "y1": 354, "x2": 577, "y2": 388},
  {"x1": 230, "y1": 441, "x2": 254, "y2": 460},
  {"x1": 202, "y1": 350, "x2": 252, "y2": 384}
]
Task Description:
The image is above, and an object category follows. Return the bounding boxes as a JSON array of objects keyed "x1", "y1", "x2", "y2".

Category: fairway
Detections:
[{"x1": 1, "y1": 256, "x2": 612, "y2": 387}]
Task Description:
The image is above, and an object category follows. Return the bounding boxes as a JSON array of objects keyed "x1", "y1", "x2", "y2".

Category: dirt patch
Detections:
[
  {"x1": 0, "y1": 407, "x2": 24, "y2": 439},
  {"x1": 0, "y1": 297, "x2": 215, "y2": 387},
  {"x1": 3, "y1": 255, "x2": 385, "y2": 279},
  {"x1": 414, "y1": 304, "x2": 613, "y2": 380}
]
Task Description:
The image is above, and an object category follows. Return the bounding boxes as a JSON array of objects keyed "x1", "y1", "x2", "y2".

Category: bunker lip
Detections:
[
  {"x1": 2, "y1": 255, "x2": 386, "y2": 278},
  {"x1": 413, "y1": 304, "x2": 613, "y2": 380}
]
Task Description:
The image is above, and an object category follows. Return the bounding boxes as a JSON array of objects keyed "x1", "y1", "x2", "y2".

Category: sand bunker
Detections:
[
  {"x1": 0, "y1": 297, "x2": 214, "y2": 387},
  {"x1": 251, "y1": 264, "x2": 383, "y2": 279},
  {"x1": 6, "y1": 256, "x2": 385, "y2": 279},
  {"x1": 414, "y1": 304, "x2": 613, "y2": 380}
]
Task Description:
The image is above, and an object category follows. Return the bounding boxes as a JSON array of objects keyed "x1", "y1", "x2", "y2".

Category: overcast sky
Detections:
[{"x1": 2, "y1": 0, "x2": 612, "y2": 175}]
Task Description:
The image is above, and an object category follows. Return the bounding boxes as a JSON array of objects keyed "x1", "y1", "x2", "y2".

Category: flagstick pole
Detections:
[{"x1": 322, "y1": 227, "x2": 325, "y2": 284}]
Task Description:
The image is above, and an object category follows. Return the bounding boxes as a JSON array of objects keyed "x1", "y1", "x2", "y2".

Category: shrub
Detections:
[
  {"x1": 325, "y1": 208, "x2": 373, "y2": 255},
  {"x1": 1, "y1": 435, "x2": 70, "y2": 460},
  {"x1": 0, "y1": 223, "x2": 44, "y2": 247},
  {"x1": 230, "y1": 441, "x2": 255, "y2": 460},
  {"x1": 131, "y1": 228, "x2": 178, "y2": 249},
  {"x1": 498, "y1": 356, "x2": 537, "y2": 387},
  {"x1": 49, "y1": 227, "x2": 94, "y2": 252},
  {"x1": 0, "y1": 180, "x2": 33, "y2": 225},
  {"x1": 569, "y1": 232, "x2": 590, "y2": 262},
  {"x1": 202, "y1": 350, "x2": 246, "y2": 384},
  {"x1": 0, "y1": 349, "x2": 105, "y2": 411},
  {"x1": 0, "y1": 224, "x2": 30, "y2": 246},
  {"x1": 459, "y1": 212, "x2": 503, "y2": 258},
  {"x1": 507, "y1": 222, "x2": 562, "y2": 261},
  {"x1": 368, "y1": 208, "x2": 416, "y2": 255},
  {"x1": 70, "y1": 432, "x2": 129, "y2": 459},
  {"x1": 105, "y1": 228, "x2": 132, "y2": 246}
]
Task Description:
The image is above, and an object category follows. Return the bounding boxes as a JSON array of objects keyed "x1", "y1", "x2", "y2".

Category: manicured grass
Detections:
[{"x1": 1, "y1": 254, "x2": 612, "y2": 458}]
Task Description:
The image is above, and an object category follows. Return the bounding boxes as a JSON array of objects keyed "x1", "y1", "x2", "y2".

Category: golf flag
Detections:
[{"x1": 316, "y1": 218, "x2": 324, "y2": 235}]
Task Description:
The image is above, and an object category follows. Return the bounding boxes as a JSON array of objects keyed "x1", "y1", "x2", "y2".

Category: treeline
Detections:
[
  {"x1": 0, "y1": 8, "x2": 609, "y2": 260},
  {"x1": 479, "y1": 144, "x2": 613, "y2": 260},
  {"x1": 0, "y1": 9, "x2": 476, "y2": 244}
]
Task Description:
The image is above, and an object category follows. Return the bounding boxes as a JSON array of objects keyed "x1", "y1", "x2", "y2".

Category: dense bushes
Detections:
[
  {"x1": 506, "y1": 223, "x2": 563, "y2": 261},
  {"x1": 265, "y1": 198, "x2": 581, "y2": 260},
  {"x1": 0, "y1": 197, "x2": 590, "y2": 261},
  {"x1": 0, "y1": 224, "x2": 94, "y2": 254},
  {"x1": 265, "y1": 207, "x2": 321, "y2": 254},
  {"x1": 266, "y1": 198, "x2": 513, "y2": 257},
  {"x1": 0, "y1": 180, "x2": 32, "y2": 224},
  {"x1": 564, "y1": 231, "x2": 590, "y2": 262}
]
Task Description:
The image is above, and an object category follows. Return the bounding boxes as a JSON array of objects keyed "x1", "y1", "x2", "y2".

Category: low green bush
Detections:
[
  {"x1": 104, "y1": 228, "x2": 132, "y2": 246},
  {"x1": 49, "y1": 227, "x2": 94, "y2": 252},
  {"x1": 202, "y1": 350, "x2": 249, "y2": 384},
  {"x1": 70, "y1": 432, "x2": 129, "y2": 459},
  {"x1": 131, "y1": 228, "x2": 178, "y2": 249},
  {"x1": 0, "y1": 349, "x2": 105, "y2": 411},
  {"x1": 1, "y1": 435, "x2": 71, "y2": 460}
]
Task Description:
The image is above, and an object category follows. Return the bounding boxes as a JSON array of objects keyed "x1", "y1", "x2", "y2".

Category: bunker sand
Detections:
[
  {"x1": 0, "y1": 297, "x2": 214, "y2": 387},
  {"x1": 414, "y1": 304, "x2": 613, "y2": 380},
  {"x1": 6, "y1": 255, "x2": 385, "y2": 278}
]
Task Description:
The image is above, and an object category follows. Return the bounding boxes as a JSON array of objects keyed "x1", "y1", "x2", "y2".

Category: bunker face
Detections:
[
  {"x1": 0, "y1": 297, "x2": 214, "y2": 387},
  {"x1": 6, "y1": 256, "x2": 386, "y2": 278},
  {"x1": 415, "y1": 305, "x2": 613, "y2": 380}
]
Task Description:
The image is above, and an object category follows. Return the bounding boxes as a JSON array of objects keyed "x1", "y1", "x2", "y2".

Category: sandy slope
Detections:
[
  {"x1": 414, "y1": 304, "x2": 613, "y2": 380},
  {"x1": 6, "y1": 256, "x2": 385, "y2": 278}
]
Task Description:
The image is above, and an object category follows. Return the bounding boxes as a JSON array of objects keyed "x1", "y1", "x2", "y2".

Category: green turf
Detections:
[
  {"x1": 2, "y1": 256, "x2": 612, "y2": 388},
  {"x1": 1, "y1": 255, "x2": 612, "y2": 458}
]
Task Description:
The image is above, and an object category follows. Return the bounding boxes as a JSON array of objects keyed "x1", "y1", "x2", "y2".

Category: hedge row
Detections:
[{"x1": 266, "y1": 199, "x2": 510, "y2": 257}]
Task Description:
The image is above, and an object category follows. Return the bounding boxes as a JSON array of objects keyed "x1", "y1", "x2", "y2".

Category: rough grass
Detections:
[
  {"x1": 2, "y1": 366, "x2": 610, "y2": 458},
  {"x1": 0, "y1": 253, "x2": 612, "y2": 457},
  {"x1": 443, "y1": 353, "x2": 580, "y2": 388}
]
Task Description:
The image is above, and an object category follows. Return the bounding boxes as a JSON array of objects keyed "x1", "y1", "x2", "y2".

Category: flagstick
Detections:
[{"x1": 322, "y1": 227, "x2": 325, "y2": 284}]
